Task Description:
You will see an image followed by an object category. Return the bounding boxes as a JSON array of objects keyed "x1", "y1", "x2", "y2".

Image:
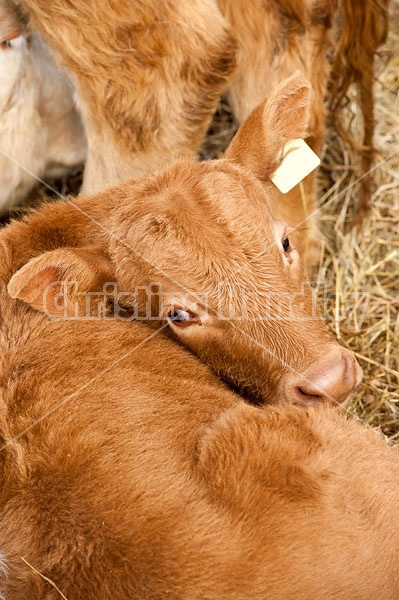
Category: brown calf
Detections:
[
  {"x1": 0, "y1": 302, "x2": 398, "y2": 599},
  {"x1": 0, "y1": 81, "x2": 398, "y2": 598},
  {"x1": 5, "y1": 75, "x2": 361, "y2": 407}
]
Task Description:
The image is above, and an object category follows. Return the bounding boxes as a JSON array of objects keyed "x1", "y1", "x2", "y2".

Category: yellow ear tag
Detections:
[{"x1": 270, "y1": 139, "x2": 320, "y2": 194}]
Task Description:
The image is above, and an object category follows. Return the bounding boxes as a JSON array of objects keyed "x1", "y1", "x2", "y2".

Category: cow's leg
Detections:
[{"x1": 21, "y1": 0, "x2": 236, "y2": 193}]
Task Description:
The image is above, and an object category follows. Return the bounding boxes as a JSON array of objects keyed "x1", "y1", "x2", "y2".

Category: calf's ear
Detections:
[
  {"x1": 223, "y1": 72, "x2": 311, "y2": 181},
  {"x1": 7, "y1": 246, "x2": 114, "y2": 317}
]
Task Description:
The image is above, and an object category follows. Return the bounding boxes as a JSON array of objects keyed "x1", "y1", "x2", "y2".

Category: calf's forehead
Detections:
[
  {"x1": 114, "y1": 161, "x2": 287, "y2": 296},
  {"x1": 127, "y1": 161, "x2": 278, "y2": 256},
  {"x1": 198, "y1": 162, "x2": 274, "y2": 228}
]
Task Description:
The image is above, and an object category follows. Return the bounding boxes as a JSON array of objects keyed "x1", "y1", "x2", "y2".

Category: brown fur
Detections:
[
  {"x1": 0, "y1": 76, "x2": 397, "y2": 599},
  {"x1": 16, "y1": 0, "x2": 387, "y2": 269},
  {"x1": 1, "y1": 277, "x2": 398, "y2": 599},
  {"x1": 216, "y1": 0, "x2": 336, "y2": 264},
  {"x1": 19, "y1": 0, "x2": 236, "y2": 193},
  {"x1": 218, "y1": 0, "x2": 388, "y2": 261},
  {"x1": 0, "y1": 311, "x2": 398, "y2": 599}
]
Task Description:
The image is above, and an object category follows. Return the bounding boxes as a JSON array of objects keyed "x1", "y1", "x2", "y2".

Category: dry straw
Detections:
[{"x1": 317, "y1": 5, "x2": 399, "y2": 444}]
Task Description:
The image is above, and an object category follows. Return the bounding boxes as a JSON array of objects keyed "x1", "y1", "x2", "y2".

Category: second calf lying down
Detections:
[{"x1": 5, "y1": 75, "x2": 361, "y2": 407}]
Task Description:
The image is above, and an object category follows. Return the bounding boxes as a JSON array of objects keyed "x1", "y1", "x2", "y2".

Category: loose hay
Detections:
[{"x1": 315, "y1": 1, "x2": 399, "y2": 444}]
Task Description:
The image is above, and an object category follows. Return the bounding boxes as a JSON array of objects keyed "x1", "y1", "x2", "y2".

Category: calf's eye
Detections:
[
  {"x1": 167, "y1": 307, "x2": 199, "y2": 327},
  {"x1": 1, "y1": 31, "x2": 23, "y2": 50},
  {"x1": 282, "y1": 235, "x2": 290, "y2": 252}
]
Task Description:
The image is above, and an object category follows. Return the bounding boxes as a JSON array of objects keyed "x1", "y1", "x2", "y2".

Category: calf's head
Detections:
[{"x1": 8, "y1": 74, "x2": 362, "y2": 406}]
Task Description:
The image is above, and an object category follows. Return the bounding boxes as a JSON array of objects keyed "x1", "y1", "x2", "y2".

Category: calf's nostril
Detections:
[
  {"x1": 293, "y1": 385, "x2": 324, "y2": 406},
  {"x1": 288, "y1": 348, "x2": 363, "y2": 407}
]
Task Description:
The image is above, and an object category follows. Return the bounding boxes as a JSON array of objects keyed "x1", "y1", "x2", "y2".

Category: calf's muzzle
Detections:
[{"x1": 285, "y1": 347, "x2": 362, "y2": 406}]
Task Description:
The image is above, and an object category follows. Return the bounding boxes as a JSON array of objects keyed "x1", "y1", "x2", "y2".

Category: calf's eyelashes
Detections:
[{"x1": 167, "y1": 307, "x2": 201, "y2": 328}]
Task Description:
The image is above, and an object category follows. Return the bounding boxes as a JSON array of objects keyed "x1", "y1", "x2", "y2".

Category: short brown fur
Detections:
[{"x1": 20, "y1": 0, "x2": 236, "y2": 193}]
